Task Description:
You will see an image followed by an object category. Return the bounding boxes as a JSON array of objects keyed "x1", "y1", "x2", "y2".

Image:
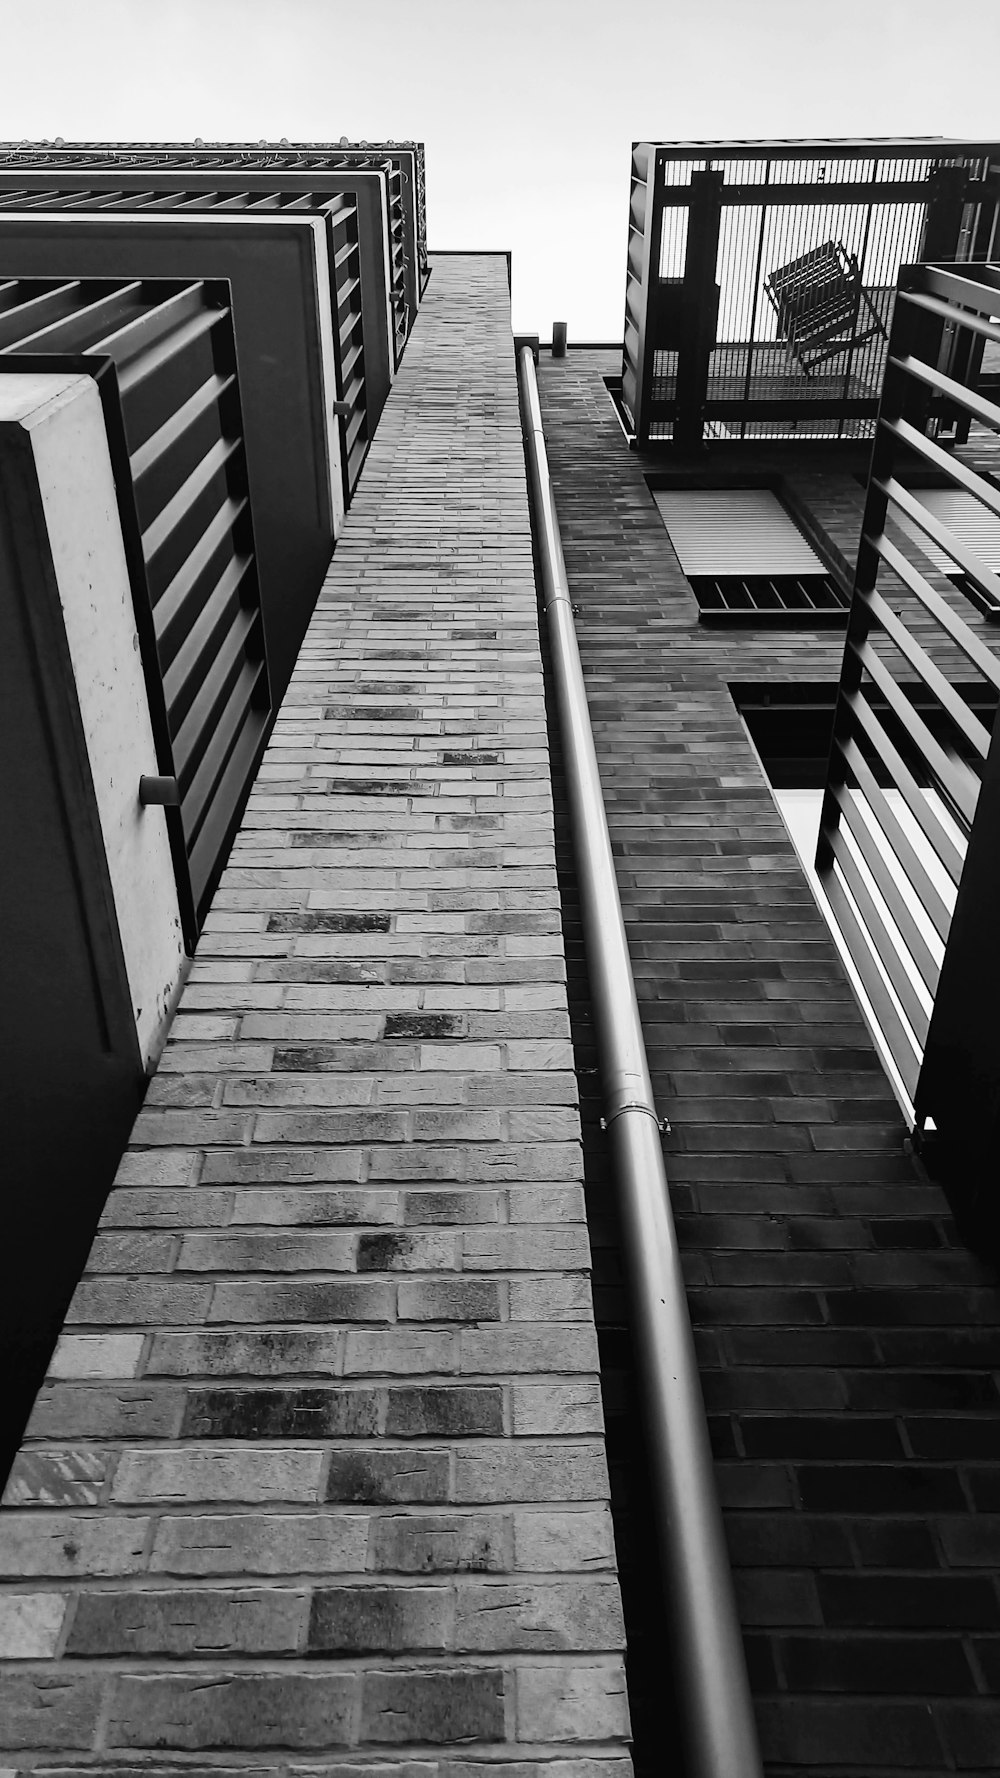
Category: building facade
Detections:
[{"x1": 2, "y1": 137, "x2": 1000, "y2": 1776}]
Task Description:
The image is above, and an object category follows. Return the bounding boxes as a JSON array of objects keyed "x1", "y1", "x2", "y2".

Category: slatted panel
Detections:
[
  {"x1": 817, "y1": 261, "x2": 1000, "y2": 1123},
  {"x1": 0, "y1": 275, "x2": 271, "y2": 942},
  {"x1": 0, "y1": 184, "x2": 370, "y2": 505},
  {"x1": 653, "y1": 488, "x2": 827, "y2": 573},
  {"x1": 894, "y1": 486, "x2": 1000, "y2": 573}
]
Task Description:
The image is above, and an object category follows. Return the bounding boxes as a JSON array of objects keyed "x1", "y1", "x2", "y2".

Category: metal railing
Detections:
[
  {"x1": 817, "y1": 262, "x2": 1000, "y2": 1172},
  {"x1": 0, "y1": 275, "x2": 271, "y2": 943},
  {"x1": 623, "y1": 141, "x2": 1000, "y2": 445}
]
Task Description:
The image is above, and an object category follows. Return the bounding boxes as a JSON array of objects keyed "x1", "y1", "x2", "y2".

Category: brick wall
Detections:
[
  {"x1": 537, "y1": 350, "x2": 1000, "y2": 1776},
  {"x1": 0, "y1": 261, "x2": 632, "y2": 1778}
]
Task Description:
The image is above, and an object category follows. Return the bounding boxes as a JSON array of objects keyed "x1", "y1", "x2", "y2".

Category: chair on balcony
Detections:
[{"x1": 764, "y1": 239, "x2": 887, "y2": 379}]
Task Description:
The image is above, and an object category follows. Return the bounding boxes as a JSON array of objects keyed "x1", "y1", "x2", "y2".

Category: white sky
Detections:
[{"x1": 3, "y1": 0, "x2": 999, "y2": 339}]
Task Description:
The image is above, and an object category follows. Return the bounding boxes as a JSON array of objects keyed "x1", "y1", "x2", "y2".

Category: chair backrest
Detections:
[{"x1": 765, "y1": 239, "x2": 861, "y2": 335}]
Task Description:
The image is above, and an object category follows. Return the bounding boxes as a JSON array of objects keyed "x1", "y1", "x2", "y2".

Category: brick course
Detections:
[{"x1": 0, "y1": 261, "x2": 631, "y2": 1778}]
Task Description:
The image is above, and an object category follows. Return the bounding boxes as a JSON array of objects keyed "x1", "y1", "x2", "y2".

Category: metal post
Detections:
[
  {"x1": 552, "y1": 320, "x2": 568, "y2": 357},
  {"x1": 518, "y1": 344, "x2": 764, "y2": 1778}
]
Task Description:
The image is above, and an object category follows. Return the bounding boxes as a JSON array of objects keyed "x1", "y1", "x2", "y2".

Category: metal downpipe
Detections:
[{"x1": 517, "y1": 346, "x2": 764, "y2": 1778}]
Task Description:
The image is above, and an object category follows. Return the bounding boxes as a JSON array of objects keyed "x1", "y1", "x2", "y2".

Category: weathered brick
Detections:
[
  {"x1": 516, "y1": 1664, "x2": 630, "y2": 1742},
  {"x1": 27, "y1": 1384, "x2": 184, "y2": 1440},
  {"x1": 208, "y1": 1280, "x2": 391, "y2": 1323},
  {"x1": 310, "y1": 1586, "x2": 451, "y2": 1653},
  {"x1": 147, "y1": 1329, "x2": 344, "y2": 1377},
  {"x1": 455, "y1": 1579, "x2": 624, "y2": 1651},
  {"x1": 361, "y1": 1668, "x2": 505, "y2": 1745},
  {"x1": 0, "y1": 1512, "x2": 149, "y2": 1577},
  {"x1": 180, "y1": 1387, "x2": 380, "y2": 1440},
  {"x1": 66, "y1": 1588, "x2": 307, "y2": 1655},
  {"x1": 326, "y1": 1449, "x2": 450, "y2": 1505},
  {"x1": 513, "y1": 1508, "x2": 616, "y2": 1572},
  {"x1": 368, "y1": 1514, "x2": 509, "y2": 1574},
  {"x1": 107, "y1": 1672, "x2": 358, "y2": 1748},
  {"x1": 112, "y1": 1448, "x2": 323, "y2": 1504},
  {"x1": 455, "y1": 1443, "x2": 610, "y2": 1504},
  {"x1": 0, "y1": 1673, "x2": 104, "y2": 1747},
  {"x1": 512, "y1": 1382, "x2": 604, "y2": 1436},
  {"x1": 150, "y1": 1512, "x2": 369, "y2": 1575},
  {"x1": 386, "y1": 1387, "x2": 504, "y2": 1438},
  {"x1": 397, "y1": 1280, "x2": 503, "y2": 1323},
  {"x1": 2, "y1": 1448, "x2": 108, "y2": 1508},
  {"x1": 0, "y1": 1591, "x2": 68, "y2": 1656}
]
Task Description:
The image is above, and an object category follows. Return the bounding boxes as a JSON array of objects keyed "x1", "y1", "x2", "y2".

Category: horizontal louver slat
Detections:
[
  {"x1": 894, "y1": 488, "x2": 1000, "y2": 574},
  {"x1": 652, "y1": 488, "x2": 826, "y2": 574}
]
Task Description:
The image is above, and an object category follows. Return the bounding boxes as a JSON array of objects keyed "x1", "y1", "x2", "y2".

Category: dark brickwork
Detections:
[{"x1": 537, "y1": 349, "x2": 1000, "y2": 1776}]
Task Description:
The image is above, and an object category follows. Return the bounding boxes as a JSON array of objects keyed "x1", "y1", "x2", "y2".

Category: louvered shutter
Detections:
[
  {"x1": 893, "y1": 488, "x2": 1000, "y2": 575},
  {"x1": 652, "y1": 488, "x2": 826, "y2": 574}
]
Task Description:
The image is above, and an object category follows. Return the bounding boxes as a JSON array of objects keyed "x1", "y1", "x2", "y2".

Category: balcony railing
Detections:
[
  {"x1": 623, "y1": 140, "x2": 1000, "y2": 447},
  {"x1": 817, "y1": 261, "x2": 1000, "y2": 1185}
]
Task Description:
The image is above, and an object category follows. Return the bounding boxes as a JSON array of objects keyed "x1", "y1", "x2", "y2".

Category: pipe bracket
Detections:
[{"x1": 600, "y1": 1101, "x2": 671, "y2": 1136}]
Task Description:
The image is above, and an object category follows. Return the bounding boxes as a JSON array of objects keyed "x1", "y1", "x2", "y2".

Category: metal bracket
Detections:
[
  {"x1": 600, "y1": 1101, "x2": 671, "y2": 1136},
  {"x1": 139, "y1": 775, "x2": 180, "y2": 807}
]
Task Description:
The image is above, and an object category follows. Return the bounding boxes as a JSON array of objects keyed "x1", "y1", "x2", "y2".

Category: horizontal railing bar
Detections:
[
  {"x1": 828, "y1": 776, "x2": 942, "y2": 996},
  {"x1": 919, "y1": 261, "x2": 1000, "y2": 312},
  {"x1": 852, "y1": 636, "x2": 979, "y2": 827},
  {"x1": 181, "y1": 658, "x2": 264, "y2": 837},
  {"x1": 871, "y1": 530, "x2": 1000, "y2": 693},
  {"x1": 0, "y1": 279, "x2": 83, "y2": 345},
  {"x1": 187, "y1": 694, "x2": 268, "y2": 914},
  {"x1": 129, "y1": 372, "x2": 235, "y2": 481},
  {"x1": 864, "y1": 586, "x2": 991, "y2": 760},
  {"x1": 162, "y1": 557, "x2": 255, "y2": 717},
  {"x1": 827, "y1": 821, "x2": 934, "y2": 1041},
  {"x1": 817, "y1": 860, "x2": 922, "y2": 1099},
  {"x1": 843, "y1": 704, "x2": 964, "y2": 903},
  {"x1": 882, "y1": 416, "x2": 1000, "y2": 521},
  {"x1": 3, "y1": 281, "x2": 145, "y2": 353},
  {"x1": 887, "y1": 352, "x2": 1000, "y2": 433},
  {"x1": 116, "y1": 304, "x2": 224, "y2": 394},
  {"x1": 142, "y1": 435, "x2": 242, "y2": 564},
  {"x1": 896, "y1": 287, "x2": 1000, "y2": 347},
  {"x1": 173, "y1": 608, "x2": 259, "y2": 783},
  {"x1": 90, "y1": 279, "x2": 212, "y2": 366},
  {"x1": 151, "y1": 496, "x2": 245, "y2": 636},
  {"x1": 877, "y1": 475, "x2": 1000, "y2": 613}
]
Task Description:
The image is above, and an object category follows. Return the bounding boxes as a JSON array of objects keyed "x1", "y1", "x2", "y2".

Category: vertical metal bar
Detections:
[
  {"x1": 742, "y1": 162, "x2": 770, "y2": 420},
  {"x1": 518, "y1": 345, "x2": 764, "y2": 1778}
]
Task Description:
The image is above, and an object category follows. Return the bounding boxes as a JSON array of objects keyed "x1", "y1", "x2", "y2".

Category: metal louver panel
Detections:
[
  {"x1": 652, "y1": 488, "x2": 826, "y2": 574},
  {"x1": 0, "y1": 275, "x2": 271, "y2": 945},
  {"x1": 894, "y1": 488, "x2": 1000, "y2": 575}
]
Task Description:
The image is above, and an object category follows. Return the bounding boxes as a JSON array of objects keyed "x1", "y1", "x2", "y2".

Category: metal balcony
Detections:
[{"x1": 623, "y1": 140, "x2": 1000, "y2": 447}]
